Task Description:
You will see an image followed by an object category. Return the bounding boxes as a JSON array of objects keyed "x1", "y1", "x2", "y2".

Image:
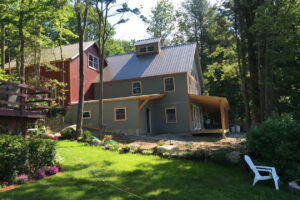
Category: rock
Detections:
[
  {"x1": 40, "y1": 133, "x2": 55, "y2": 139},
  {"x1": 289, "y1": 180, "x2": 300, "y2": 195},
  {"x1": 157, "y1": 145, "x2": 179, "y2": 154},
  {"x1": 91, "y1": 139, "x2": 103, "y2": 146},
  {"x1": 130, "y1": 143, "x2": 141, "y2": 151},
  {"x1": 226, "y1": 151, "x2": 241, "y2": 164}
]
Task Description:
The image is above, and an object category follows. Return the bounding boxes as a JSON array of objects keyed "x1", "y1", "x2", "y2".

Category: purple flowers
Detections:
[
  {"x1": 48, "y1": 166, "x2": 59, "y2": 175},
  {"x1": 34, "y1": 168, "x2": 46, "y2": 180},
  {"x1": 17, "y1": 174, "x2": 28, "y2": 184}
]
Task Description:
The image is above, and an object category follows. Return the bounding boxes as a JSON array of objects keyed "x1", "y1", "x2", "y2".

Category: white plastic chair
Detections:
[{"x1": 244, "y1": 155, "x2": 280, "y2": 190}]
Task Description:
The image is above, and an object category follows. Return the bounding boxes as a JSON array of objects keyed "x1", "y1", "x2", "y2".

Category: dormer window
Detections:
[{"x1": 147, "y1": 46, "x2": 154, "y2": 51}]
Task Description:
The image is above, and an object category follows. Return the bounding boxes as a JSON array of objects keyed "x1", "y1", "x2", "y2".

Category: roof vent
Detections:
[{"x1": 135, "y1": 38, "x2": 161, "y2": 56}]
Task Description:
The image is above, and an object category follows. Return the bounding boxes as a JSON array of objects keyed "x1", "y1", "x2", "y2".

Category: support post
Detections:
[{"x1": 220, "y1": 104, "x2": 227, "y2": 138}]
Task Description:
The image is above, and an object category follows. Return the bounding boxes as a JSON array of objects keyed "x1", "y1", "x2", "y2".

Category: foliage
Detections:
[
  {"x1": 146, "y1": 0, "x2": 175, "y2": 41},
  {"x1": 47, "y1": 166, "x2": 59, "y2": 175},
  {"x1": 210, "y1": 149, "x2": 230, "y2": 165},
  {"x1": 156, "y1": 139, "x2": 165, "y2": 146},
  {"x1": 34, "y1": 168, "x2": 46, "y2": 180},
  {"x1": 27, "y1": 139, "x2": 56, "y2": 170},
  {"x1": 141, "y1": 149, "x2": 154, "y2": 155},
  {"x1": 118, "y1": 145, "x2": 130, "y2": 154},
  {"x1": 247, "y1": 113, "x2": 300, "y2": 180},
  {"x1": 61, "y1": 128, "x2": 76, "y2": 140},
  {"x1": 78, "y1": 130, "x2": 92, "y2": 143},
  {"x1": 0, "y1": 135, "x2": 28, "y2": 183},
  {"x1": 16, "y1": 174, "x2": 28, "y2": 185}
]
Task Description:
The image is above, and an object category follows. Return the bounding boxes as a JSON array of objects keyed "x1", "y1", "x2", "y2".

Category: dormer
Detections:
[{"x1": 135, "y1": 38, "x2": 161, "y2": 56}]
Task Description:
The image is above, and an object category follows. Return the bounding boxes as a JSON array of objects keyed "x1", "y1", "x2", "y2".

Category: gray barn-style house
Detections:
[{"x1": 65, "y1": 38, "x2": 229, "y2": 136}]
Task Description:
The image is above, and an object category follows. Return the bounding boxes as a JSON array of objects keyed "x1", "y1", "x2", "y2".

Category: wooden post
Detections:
[{"x1": 220, "y1": 103, "x2": 226, "y2": 138}]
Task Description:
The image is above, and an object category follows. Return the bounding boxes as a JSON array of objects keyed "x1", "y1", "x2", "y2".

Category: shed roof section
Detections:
[
  {"x1": 4, "y1": 41, "x2": 96, "y2": 69},
  {"x1": 94, "y1": 42, "x2": 197, "y2": 82},
  {"x1": 135, "y1": 38, "x2": 161, "y2": 46}
]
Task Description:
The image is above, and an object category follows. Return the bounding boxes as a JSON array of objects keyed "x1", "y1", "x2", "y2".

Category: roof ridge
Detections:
[{"x1": 136, "y1": 37, "x2": 161, "y2": 43}]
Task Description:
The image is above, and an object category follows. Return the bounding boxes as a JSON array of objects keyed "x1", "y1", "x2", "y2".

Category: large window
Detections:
[
  {"x1": 165, "y1": 107, "x2": 177, "y2": 123},
  {"x1": 83, "y1": 111, "x2": 92, "y2": 119},
  {"x1": 114, "y1": 107, "x2": 127, "y2": 122},
  {"x1": 88, "y1": 54, "x2": 99, "y2": 70},
  {"x1": 164, "y1": 77, "x2": 175, "y2": 92},
  {"x1": 147, "y1": 46, "x2": 154, "y2": 51},
  {"x1": 139, "y1": 47, "x2": 146, "y2": 52},
  {"x1": 132, "y1": 81, "x2": 142, "y2": 95}
]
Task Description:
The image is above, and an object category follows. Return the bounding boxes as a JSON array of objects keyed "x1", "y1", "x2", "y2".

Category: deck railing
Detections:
[{"x1": 0, "y1": 80, "x2": 53, "y2": 118}]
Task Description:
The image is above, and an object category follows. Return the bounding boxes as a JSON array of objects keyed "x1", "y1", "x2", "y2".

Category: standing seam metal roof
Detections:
[{"x1": 95, "y1": 42, "x2": 197, "y2": 82}]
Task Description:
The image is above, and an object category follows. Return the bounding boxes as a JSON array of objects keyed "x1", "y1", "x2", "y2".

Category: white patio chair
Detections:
[{"x1": 244, "y1": 155, "x2": 280, "y2": 190}]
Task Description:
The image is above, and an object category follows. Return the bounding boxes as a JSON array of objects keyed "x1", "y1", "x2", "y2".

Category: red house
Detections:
[{"x1": 5, "y1": 41, "x2": 105, "y2": 106}]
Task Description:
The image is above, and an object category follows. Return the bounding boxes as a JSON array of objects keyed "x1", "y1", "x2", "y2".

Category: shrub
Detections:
[
  {"x1": 156, "y1": 139, "x2": 165, "y2": 146},
  {"x1": 0, "y1": 135, "x2": 28, "y2": 183},
  {"x1": 17, "y1": 174, "x2": 28, "y2": 184},
  {"x1": 78, "y1": 130, "x2": 92, "y2": 143},
  {"x1": 247, "y1": 113, "x2": 300, "y2": 180},
  {"x1": 34, "y1": 168, "x2": 46, "y2": 180},
  {"x1": 48, "y1": 166, "x2": 59, "y2": 175},
  {"x1": 210, "y1": 149, "x2": 229, "y2": 165},
  {"x1": 118, "y1": 145, "x2": 130, "y2": 154},
  {"x1": 61, "y1": 128, "x2": 75, "y2": 140},
  {"x1": 27, "y1": 139, "x2": 56, "y2": 170},
  {"x1": 141, "y1": 150, "x2": 154, "y2": 155}
]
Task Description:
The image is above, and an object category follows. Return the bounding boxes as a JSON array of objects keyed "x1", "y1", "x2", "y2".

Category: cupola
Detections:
[{"x1": 135, "y1": 38, "x2": 161, "y2": 56}]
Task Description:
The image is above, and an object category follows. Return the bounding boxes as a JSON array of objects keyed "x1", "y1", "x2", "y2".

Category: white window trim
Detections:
[
  {"x1": 163, "y1": 76, "x2": 175, "y2": 93},
  {"x1": 165, "y1": 107, "x2": 178, "y2": 124},
  {"x1": 83, "y1": 110, "x2": 92, "y2": 120},
  {"x1": 88, "y1": 53, "x2": 99, "y2": 71},
  {"x1": 114, "y1": 107, "x2": 127, "y2": 122},
  {"x1": 132, "y1": 81, "x2": 142, "y2": 95}
]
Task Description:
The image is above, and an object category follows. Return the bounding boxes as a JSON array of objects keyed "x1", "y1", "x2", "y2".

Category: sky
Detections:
[{"x1": 109, "y1": 0, "x2": 218, "y2": 41}]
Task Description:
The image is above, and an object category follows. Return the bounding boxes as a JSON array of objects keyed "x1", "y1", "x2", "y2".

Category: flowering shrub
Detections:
[
  {"x1": 17, "y1": 174, "x2": 28, "y2": 185},
  {"x1": 48, "y1": 166, "x2": 59, "y2": 175},
  {"x1": 34, "y1": 169, "x2": 46, "y2": 180},
  {"x1": 0, "y1": 181, "x2": 8, "y2": 189},
  {"x1": 58, "y1": 163, "x2": 63, "y2": 172},
  {"x1": 104, "y1": 135, "x2": 113, "y2": 141},
  {"x1": 53, "y1": 136, "x2": 58, "y2": 141},
  {"x1": 156, "y1": 139, "x2": 165, "y2": 146}
]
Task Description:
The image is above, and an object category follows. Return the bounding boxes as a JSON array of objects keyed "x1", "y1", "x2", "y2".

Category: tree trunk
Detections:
[
  {"x1": 1, "y1": 24, "x2": 5, "y2": 69},
  {"x1": 59, "y1": 21, "x2": 65, "y2": 129},
  {"x1": 19, "y1": 0, "x2": 25, "y2": 81}
]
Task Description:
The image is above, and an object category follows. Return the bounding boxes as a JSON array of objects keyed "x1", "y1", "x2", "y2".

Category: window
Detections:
[
  {"x1": 88, "y1": 54, "x2": 99, "y2": 70},
  {"x1": 164, "y1": 77, "x2": 175, "y2": 92},
  {"x1": 132, "y1": 81, "x2": 142, "y2": 95},
  {"x1": 165, "y1": 107, "x2": 177, "y2": 123},
  {"x1": 83, "y1": 111, "x2": 92, "y2": 119},
  {"x1": 139, "y1": 47, "x2": 146, "y2": 52},
  {"x1": 114, "y1": 107, "x2": 127, "y2": 122},
  {"x1": 147, "y1": 46, "x2": 154, "y2": 51}
]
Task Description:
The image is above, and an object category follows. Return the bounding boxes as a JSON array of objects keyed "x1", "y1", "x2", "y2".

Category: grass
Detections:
[{"x1": 0, "y1": 141, "x2": 298, "y2": 200}]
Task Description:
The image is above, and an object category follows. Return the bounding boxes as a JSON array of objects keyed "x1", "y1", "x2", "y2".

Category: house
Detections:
[
  {"x1": 65, "y1": 38, "x2": 230, "y2": 136},
  {"x1": 4, "y1": 41, "x2": 106, "y2": 106}
]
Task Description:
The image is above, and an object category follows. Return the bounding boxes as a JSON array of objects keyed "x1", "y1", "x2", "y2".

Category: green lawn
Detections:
[{"x1": 0, "y1": 141, "x2": 298, "y2": 200}]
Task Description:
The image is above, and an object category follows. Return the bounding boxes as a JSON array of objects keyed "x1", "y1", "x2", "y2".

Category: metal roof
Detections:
[
  {"x1": 93, "y1": 43, "x2": 197, "y2": 83},
  {"x1": 4, "y1": 41, "x2": 96, "y2": 69},
  {"x1": 135, "y1": 38, "x2": 161, "y2": 46}
]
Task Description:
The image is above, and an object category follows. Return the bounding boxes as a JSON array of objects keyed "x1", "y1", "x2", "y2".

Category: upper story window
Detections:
[
  {"x1": 165, "y1": 107, "x2": 177, "y2": 123},
  {"x1": 88, "y1": 54, "x2": 99, "y2": 70},
  {"x1": 139, "y1": 47, "x2": 147, "y2": 53},
  {"x1": 83, "y1": 111, "x2": 92, "y2": 119},
  {"x1": 114, "y1": 107, "x2": 127, "y2": 122},
  {"x1": 147, "y1": 46, "x2": 154, "y2": 51},
  {"x1": 164, "y1": 77, "x2": 175, "y2": 92},
  {"x1": 132, "y1": 81, "x2": 142, "y2": 95}
]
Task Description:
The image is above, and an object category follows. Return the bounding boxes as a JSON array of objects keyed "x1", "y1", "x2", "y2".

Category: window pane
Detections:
[
  {"x1": 165, "y1": 78, "x2": 174, "y2": 91},
  {"x1": 83, "y1": 111, "x2": 91, "y2": 118},
  {"x1": 115, "y1": 108, "x2": 126, "y2": 120},
  {"x1": 140, "y1": 48, "x2": 146, "y2": 52},
  {"x1": 148, "y1": 46, "x2": 154, "y2": 51},
  {"x1": 132, "y1": 82, "x2": 141, "y2": 94},
  {"x1": 166, "y1": 108, "x2": 176, "y2": 123}
]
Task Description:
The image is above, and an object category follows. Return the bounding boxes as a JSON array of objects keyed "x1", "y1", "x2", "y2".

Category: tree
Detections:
[
  {"x1": 75, "y1": 0, "x2": 89, "y2": 139},
  {"x1": 146, "y1": 0, "x2": 175, "y2": 41}
]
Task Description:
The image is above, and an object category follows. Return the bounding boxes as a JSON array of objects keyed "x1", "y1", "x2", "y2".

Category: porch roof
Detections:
[
  {"x1": 188, "y1": 94, "x2": 229, "y2": 112},
  {"x1": 72, "y1": 93, "x2": 165, "y2": 105}
]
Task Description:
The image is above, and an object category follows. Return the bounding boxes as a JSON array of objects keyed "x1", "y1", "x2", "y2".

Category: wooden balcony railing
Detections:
[{"x1": 0, "y1": 80, "x2": 53, "y2": 118}]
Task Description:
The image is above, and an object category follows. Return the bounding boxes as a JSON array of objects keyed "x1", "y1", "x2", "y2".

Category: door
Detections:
[
  {"x1": 146, "y1": 108, "x2": 152, "y2": 134},
  {"x1": 192, "y1": 104, "x2": 202, "y2": 130}
]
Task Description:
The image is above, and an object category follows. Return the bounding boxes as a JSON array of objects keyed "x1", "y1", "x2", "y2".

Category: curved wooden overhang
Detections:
[
  {"x1": 188, "y1": 94, "x2": 229, "y2": 112},
  {"x1": 73, "y1": 93, "x2": 166, "y2": 105}
]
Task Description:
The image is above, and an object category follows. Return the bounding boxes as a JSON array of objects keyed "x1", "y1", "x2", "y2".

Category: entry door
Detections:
[
  {"x1": 146, "y1": 108, "x2": 152, "y2": 134},
  {"x1": 192, "y1": 105, "x2": 202, "y2": 130}
]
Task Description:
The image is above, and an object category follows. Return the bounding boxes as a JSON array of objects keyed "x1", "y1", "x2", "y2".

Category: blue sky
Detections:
[{"x1": 109, "y1": 0, "x2": 218, "y2": 41}]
